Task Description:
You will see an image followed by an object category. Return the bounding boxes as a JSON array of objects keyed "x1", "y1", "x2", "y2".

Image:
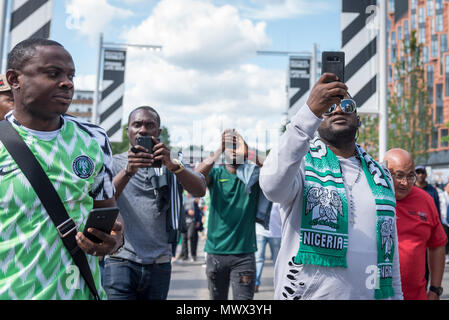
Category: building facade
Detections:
[
  {"x1": 67, "y1": 90, "x2": 93, "y2": 123},
  {"x1": 388, "y1": 0, "x2": 449, "y2": 183}
]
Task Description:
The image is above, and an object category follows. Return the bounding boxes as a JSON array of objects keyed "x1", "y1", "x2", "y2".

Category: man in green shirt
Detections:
[
  {"x1": 0, "y1": 38, "x2": 123, "y2": 299},
  {"x1": 196, "y1": 129, "x2": 261, "y2": 300}
]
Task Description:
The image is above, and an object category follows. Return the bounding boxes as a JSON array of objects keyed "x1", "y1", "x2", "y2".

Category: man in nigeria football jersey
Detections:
[{"x1": 0, "y1": 38, "x2": 124, "y2": 299}]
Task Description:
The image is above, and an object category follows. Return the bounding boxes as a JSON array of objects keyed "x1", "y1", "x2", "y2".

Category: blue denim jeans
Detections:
[
  {"x1": 103, "y1": 257, "x2": 171, "y2": 300},
  {"x1": 255, "y1": 235, "x2": 281, "y2": 287},
  {"x1": 206, "y1": 253, "x2": 256, "y2": 300}
]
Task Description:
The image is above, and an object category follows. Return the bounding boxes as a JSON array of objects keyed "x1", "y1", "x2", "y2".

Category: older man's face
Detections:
[{"x1": 387, "y1": 159, "x2": 416, "y2": 200}]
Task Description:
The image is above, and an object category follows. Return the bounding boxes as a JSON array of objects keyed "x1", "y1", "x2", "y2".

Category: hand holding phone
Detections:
[
  {"x1": 83, "y1": 207, "x2": 120, "y2": 243},
  {"x1": 133, "y1": 136, "x2": 162, "y2": 168}
]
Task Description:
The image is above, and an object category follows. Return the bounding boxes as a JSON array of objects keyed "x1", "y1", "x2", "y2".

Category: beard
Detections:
[{"x1": 317, "y1": 123, "x2": 358, "y2": 150}]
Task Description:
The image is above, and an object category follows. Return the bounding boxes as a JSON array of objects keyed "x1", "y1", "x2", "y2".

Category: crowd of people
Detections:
[{"x1": 0, "y1": 38, "x2": 448, "y2": 301}]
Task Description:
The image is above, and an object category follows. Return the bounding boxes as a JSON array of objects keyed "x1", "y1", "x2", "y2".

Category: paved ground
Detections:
[
  {"x1": 168, "y1": 236, "x2": 449, "y2": 300},
  {"x1": 168, "y1": 236, "x2": 274, "y2": 300}
]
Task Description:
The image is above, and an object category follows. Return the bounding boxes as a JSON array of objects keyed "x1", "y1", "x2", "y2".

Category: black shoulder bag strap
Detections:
[{"x1": 0, "y1": 120, "x2": 100, "y2": 300}]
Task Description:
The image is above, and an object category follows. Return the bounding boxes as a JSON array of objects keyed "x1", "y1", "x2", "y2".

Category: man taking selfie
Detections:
[{"x1": 260, "y1": 73, "x2": 403, "y2": 299}]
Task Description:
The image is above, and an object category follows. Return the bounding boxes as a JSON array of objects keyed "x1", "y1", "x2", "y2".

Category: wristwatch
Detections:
[
  {"x1": 429, "y1": 286, "x2": 443, "y2": 296},
  {"x1": 171, "y1": 159, "x2": 185, "y2": 174}
]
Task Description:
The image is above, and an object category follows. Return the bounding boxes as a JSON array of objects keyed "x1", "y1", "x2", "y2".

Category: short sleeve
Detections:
[
  {"x1": 427, "y1": 199, "x2": 448, "y2": 248},
  {"x1": 89, "y1": 134, "x2": 115, "y2": 201}
]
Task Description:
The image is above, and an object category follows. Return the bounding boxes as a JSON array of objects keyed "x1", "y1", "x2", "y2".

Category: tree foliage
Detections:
[{"x1": 358, "y1": 30, "x2": 433, "y2": 162}]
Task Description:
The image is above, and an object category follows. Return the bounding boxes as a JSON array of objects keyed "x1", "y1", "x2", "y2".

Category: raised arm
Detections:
[{"x1": 259, "y1": 73, "x2": 347, "y2": 205}]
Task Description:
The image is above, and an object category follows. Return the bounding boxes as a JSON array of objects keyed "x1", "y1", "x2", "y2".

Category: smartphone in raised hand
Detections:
[{"x1": 321, "y1": 51, "x2": 345, "y2": 83}]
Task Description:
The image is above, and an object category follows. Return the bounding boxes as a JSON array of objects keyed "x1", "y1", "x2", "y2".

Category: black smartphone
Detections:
[
  {"x1": 321, "y1": 51, "x2": 345, "y2": 83},
  {"x1": 136, "y1": 136, "x2": 154, "y2": 153},
  {"x1": 83, "y1": 207, "x2": 120, "y2": 243},
  {"x1": 136, "y1": 136, "x2": 162, "y2": 168}
]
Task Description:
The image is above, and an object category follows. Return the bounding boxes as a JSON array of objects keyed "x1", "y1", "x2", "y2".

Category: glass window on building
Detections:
[
  {"x1": 411, "y1": 14, "x2": 416, "y2": 30},
  {"x1": 427, "y1": 0, "x2": 434, "y2": 16},
  {"x1": 432, "y1": 127, "x2": 439, "y2": 149},
  {"x1": 441, "y1": 34, "x2": 448, "y2": 54},
  {"x1": 441, "y1": 129, "x2": 449, "y2": 148},
  {"x1": 398, "y1": 26, "x2": 402, "y2": 41},
  {"x1": 432, "y1": 35, "x2": 439, "y2": 57},
  {"x1": 436, "y1": 83, "x2": 443, "y2": 124},
  {"x1": 423, "y1": 46, "x2": 429, "y2": 63},
  {"x1": 404, "y1": 20, "x2": 409, "y2": 38},
  {"x1": 412, "y1": 0, "x2": 418, "y2": 9},
  {"x1": 428, "y1": 65, "x2": 434, "y2": 104},
  {"x1": 388, "y1": 0, "x2": 395, "y2": 12},
  {"x1": 446, "y1": 55, "x2": 449, "y2": 96},
  {"x1": 419, "y1": 27, "x2": 426, "y2": 44},
  {"x1": 436, "y1": 0, "x2": 443, "y2": 9},
  {"x1": 419, "y1": 7, "x2": 425, "y2": 24},
  {"x1": 436, "y1": 14, "x2": 443, "y2": 32}
]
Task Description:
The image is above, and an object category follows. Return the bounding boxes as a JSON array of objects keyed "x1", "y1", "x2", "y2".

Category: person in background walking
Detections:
[{"x1": 255, "y1": 202, "x2": 281, "y2": 293}]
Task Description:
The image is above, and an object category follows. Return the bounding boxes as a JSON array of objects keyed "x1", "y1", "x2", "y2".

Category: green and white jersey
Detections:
[{"x1": 0, "y1": 113, "x2": 115, "y2": 300}]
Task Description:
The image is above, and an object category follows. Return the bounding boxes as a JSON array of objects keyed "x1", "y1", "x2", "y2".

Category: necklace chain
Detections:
[{"x1": 341, "y1": 155, "x2": 362, "y2": 225}]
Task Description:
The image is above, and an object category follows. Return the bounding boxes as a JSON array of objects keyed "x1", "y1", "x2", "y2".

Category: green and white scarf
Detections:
[{"x1": 295, "y1": 137, "x2": 397, "y2": 299}]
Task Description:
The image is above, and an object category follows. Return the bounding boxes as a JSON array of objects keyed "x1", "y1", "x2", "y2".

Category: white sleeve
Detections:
[{"x1": 260, "y1": 104, "x2": 322, "y2": 206}]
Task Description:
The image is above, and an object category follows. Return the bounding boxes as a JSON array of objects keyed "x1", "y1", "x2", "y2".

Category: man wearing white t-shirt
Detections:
[{"x1": 260, "y1": 73, "x2": 402, "y2": 300}]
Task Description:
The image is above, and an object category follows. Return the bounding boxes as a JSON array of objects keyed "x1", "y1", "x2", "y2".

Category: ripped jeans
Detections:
[{"x1": 206, "y1": 253, "x2": 256, "y2": 300}]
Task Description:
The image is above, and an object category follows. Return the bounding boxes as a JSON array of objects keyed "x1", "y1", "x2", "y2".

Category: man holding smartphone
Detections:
[
  {"x1": 260, "y1": 73, "x2": 403, "y2": 300},
  {"x1": 0, "y1": 39, "x2": 123, "y2": 300},
  {"x1": 103, "y1": 106, "x2": 206, "y2": 300}
]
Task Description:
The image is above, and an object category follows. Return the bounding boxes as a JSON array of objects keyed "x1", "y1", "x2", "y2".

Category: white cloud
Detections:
[
  {"x1": 122, "y1": 48, "x2": 286, "y2": 151},
  {"x1": 76, "y1": 0, "x2": 288, "y2": 151},
  {"x1": 121, "y1": 0, "x2": 270, "y2": 72},
  {"x1": 65, "y1": 0, "x2": 133, "y2": 41}
]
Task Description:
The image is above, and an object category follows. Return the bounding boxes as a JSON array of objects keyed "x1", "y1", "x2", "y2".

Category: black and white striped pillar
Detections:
[
  {"x1": 99, "y1": 49, "x2": 127, "y2": 142},
  {"x1": 287, "y1": 55, "x2": 311, "y2": 117},
  {"x1": 341, "y1": 0, "x2": 378, "y2": 114},
  {"x1": 9, "y1": 0, "x2": 53, "y2": 51}
]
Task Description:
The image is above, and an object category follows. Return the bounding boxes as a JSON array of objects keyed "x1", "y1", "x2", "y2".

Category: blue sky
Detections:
[{"x1": 46, "y1": 0, "x2": 341, "y2": 149}]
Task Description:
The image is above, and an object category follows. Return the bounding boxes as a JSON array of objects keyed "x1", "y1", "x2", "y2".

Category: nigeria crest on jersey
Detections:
[{"x1": 72, "y1": 155, "x2": 95, "y2": 179}]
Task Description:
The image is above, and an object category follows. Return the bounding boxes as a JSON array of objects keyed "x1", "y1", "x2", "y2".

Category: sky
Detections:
[{"x1": 48, "y1": 0, "x2": 341, "y2": 151}]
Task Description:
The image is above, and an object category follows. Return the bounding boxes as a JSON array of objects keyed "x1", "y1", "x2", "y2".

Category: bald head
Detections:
[
  {"x1": 384, "y1": 148, "x2": 414, "y2": 169},
  {"x1": 384, "y1": 148, "x2": 415, "y2": 200}
]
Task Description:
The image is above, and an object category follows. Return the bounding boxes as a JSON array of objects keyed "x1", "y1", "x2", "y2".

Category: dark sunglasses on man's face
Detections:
[{"x1": 324, "y1": 98, "x2": 357, "y2": 116}]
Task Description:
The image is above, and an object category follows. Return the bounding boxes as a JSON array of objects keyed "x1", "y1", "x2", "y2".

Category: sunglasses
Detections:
[{"x1": 324, "y1": 93, "x2": 357, "y2": 116}]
